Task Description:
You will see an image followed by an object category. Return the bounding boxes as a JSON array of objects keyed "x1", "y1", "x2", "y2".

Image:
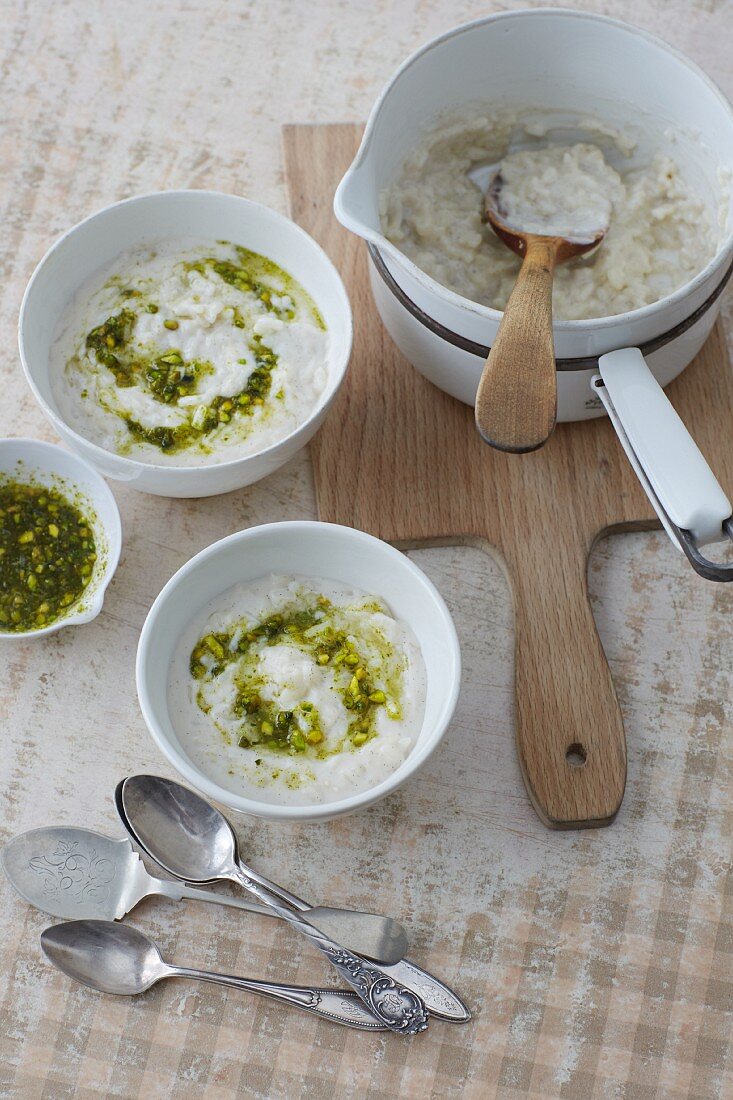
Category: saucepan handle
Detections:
[{"x1": 591, "y1": 347, "x2": 733, "y2": 581}]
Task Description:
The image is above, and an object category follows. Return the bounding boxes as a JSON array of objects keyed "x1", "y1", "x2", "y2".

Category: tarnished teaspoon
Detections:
[
  {"x1": 115, "y1": 788, "x2": 469, "y2": 1022},
  {"x1": 121, "y1": 793, "x2": 469, "y2": 1024},
  {"x1": 3, "y1": 827, "x2": 266, "y2": 919},
  {"x1": 42, "y1": 920, "x2": 387, "y2": 1030},
  {"x1": 120, "y1": 775, "x2": 430, "y2": 1035},
  {"x1": 112, "y1": 784, "x2": 407, "y2": 966}
]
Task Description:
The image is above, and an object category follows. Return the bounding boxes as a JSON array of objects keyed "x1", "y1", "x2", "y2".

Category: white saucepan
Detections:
[{"x1": 334, "y1": 9, "x2": 733, "y2": 580}]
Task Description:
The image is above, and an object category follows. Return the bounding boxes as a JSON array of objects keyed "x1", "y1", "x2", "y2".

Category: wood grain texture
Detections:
[
  {"x1": 283, "y1": 122, "x2": 733, "y2": 831},
  {"x1": 474, "y1": 236, "x2": 558, "y2": 453}
]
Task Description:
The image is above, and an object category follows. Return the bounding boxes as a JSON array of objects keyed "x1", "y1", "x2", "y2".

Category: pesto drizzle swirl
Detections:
[
  {"x1": 189, "y1": 595, "x2": 403, "y2": 759},
  {"x1": 79, "y1": 245, "x2": 323, "y2": 455}
]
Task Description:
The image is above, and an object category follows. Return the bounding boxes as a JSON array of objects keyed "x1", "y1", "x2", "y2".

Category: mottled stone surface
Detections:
[{"x1": 1, "y1": 1, "x2": 733, "y2": 1097}]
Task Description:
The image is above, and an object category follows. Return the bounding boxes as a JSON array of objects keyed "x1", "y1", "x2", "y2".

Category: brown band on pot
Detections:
[{"x1": 368, "y1": 244, "x2": 733, "y2": 372}]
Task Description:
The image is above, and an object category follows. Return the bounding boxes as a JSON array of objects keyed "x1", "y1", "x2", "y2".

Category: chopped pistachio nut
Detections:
[{"x1": 0, "y1": 480, "x2": 97, "y2": 632}]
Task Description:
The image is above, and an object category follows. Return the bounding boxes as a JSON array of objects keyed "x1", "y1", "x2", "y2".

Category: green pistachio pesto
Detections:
[
  {"x1": 189, "y1": 595, "x2": 403, "y2": 759},
  {"x1": 121, "y1": 335, "x2": 277, "y2": 454},
  {"x1": 79, "y1": 242, "x2": 324, "y2": 456},
  {"x1": 87, "y1": 319, "x2": 278, "y2": 455},
  {"x1": 186, "y1": 245, "x2": 326, "y2": 329},
  {"x1": 0, "y1": 480, "x2": 97, "y2": 632}
]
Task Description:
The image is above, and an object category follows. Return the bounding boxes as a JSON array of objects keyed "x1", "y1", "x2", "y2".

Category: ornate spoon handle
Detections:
[
  {"x1": 172, "y1": 966, "x2": 386, "y2": 1030},
  {"x1": 160, "y1": 882, "x2": 464, "y2": 1020},
  {"x1": 380, "y1": 959, "x2": 471, "y2": 1022},
  {"x1": 230, "y1": 865, "x2": 429, "y2": 1035}
]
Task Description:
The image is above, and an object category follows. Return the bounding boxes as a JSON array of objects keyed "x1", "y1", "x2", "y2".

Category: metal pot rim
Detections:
[{"x1": 368, "y1": 243, "x2": 733, "y2": 373}]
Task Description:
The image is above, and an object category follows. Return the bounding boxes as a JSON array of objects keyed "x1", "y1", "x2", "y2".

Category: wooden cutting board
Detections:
[{"x1": 283, "y1": 122, "x2": 733, "y2": 831}]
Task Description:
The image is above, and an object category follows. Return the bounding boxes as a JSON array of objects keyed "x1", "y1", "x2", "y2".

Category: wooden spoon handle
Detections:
[
  {"x1": 506, "y1": 523, "x2": 627, "y2": 829},
  {"x1": 475, "y1": 237, "x2": 558, "y2": 453}
]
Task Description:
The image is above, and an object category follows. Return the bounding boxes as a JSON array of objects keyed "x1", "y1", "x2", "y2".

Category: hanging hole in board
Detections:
[{"x1": 566, "y1": 742, "x2": 587, "y2": 767}]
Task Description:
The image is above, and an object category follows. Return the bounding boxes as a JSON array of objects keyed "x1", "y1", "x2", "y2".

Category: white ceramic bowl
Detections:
[
  {"x1": 0, "y1": 439, "x2": 121, "y2": 638},
  {"x1": 136, "y1": 521, "x2": 461, "y2": 822},
  {"x1": 19, "y1": 190, "x2": 353, "y2": 498}
]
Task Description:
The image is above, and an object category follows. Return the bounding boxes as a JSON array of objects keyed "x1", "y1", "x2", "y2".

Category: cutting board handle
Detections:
[{"x1": 506, "y1": 531, "x2": 627, "y2": 829}]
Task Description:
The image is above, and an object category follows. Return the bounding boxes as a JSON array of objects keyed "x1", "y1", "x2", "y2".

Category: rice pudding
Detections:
[
  {"x1": 381, "y1": 116, "x2": 719, "y2": 320},
  {"x1": 168, "y1": 575, "x2": 427, "y2": 806},
  {"x1": 51, "y1": 240, "x2": 328, "y2": 465},
  {"x1": 494, "y1": 143, "x2": 618, "y2": 242}
]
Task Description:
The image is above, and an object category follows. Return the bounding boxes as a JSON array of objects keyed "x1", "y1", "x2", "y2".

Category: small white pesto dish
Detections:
[
  {"x1": 137, "y1": 523, "x2": 461, "y2": 822},
  {"x1": 19, "y1": 192, "x2": 352, "y2": 498},
  {"x1": 0, "y1": 439, "x2": 121, "y2": 639}
]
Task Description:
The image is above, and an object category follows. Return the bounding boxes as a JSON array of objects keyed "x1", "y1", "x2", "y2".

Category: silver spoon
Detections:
[
  {"x1": 117, "y1": 788, "x2": 468, "y2": 1024},
  {"x1": 120, "y1": 775, "x2": 429, "y2": 1035},
  {"x1": 3, "y1": 823, "x2": 405, "y2": 964},
  {"x1": 41, "y1": 920, "x2": 386, "y2": 1030},
  {"x1": 6, "y1": 825, "x2": 397, "y2": 937},
  {"x1": 113, "y1": 785, "x2": 406, "y2": 965}
]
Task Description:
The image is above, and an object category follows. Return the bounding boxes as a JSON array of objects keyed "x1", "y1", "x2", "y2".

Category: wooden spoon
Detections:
[{"x1": 474, "y1": 173, "x2": 606, "y2": 453}]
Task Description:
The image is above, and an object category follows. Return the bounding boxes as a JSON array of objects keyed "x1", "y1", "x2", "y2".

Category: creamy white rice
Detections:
[
  {"x1": 51, "y1": 239, "x2": 329, "y2": 465},
  {"x1": 495, "y1": 143, "x2": 619, "y2": 243},
  {"x1": 381, "y1": 116, "x2": 719, "y2": 320},
  {"x1": 167, "y1": 575, "x2": 427, "y2": 806}
]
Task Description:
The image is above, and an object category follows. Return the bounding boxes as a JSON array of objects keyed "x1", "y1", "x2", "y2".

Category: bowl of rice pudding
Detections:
[
  {"x1": 335, "y1": 10, "x2": 733, "y2": 574},
  {"x1": 19, "y1": 191, "x2": 352, "y2": 497},
  {"x1": 136, "y1": 522, "x2": 461, "y2": 821}
]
